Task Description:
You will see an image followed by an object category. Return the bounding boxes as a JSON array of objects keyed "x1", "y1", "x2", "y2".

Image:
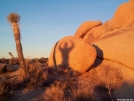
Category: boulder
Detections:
[
  {"x1": 48, "y1": 36, "x2": 97, "y2": 74},
  {"x1": 112, "y1": 0, "x2": 134, "y2": 28},
  {"x1": 83, "y1": 20, "x2": 117, "y2": 44},
  {"x1": 92, "y1": 26, "x2": 134, "y2": 70},
  {"x1": 82, "y1": 0, "x2": 134, "y2": 44},
  {"x1": 74, "y1": 21, "x2": 102, "y2": 38}
]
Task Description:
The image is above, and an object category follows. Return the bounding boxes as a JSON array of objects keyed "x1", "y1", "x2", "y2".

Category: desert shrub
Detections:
[
  {"x1": 13, "y1": 57, "x2": 19, "y2": 64},
  {"x1": 0, "y1": 59, "x2": 2, "y2": 63},
  {"x1": 25, "y1": 61, "x2": 49, "y2": 88},
  {"x1": 39, "y1": 57, "x2": 48, "y2": 63},
  {"x1": 1, "y1": 58, "x2": 5, "y2": 63},
  {"x1": 44, "y1": 84, "x2": 65, "y2": 101},
  {"x1": 44, "y1": 79, "x2": 93, "y2": 101},
  {"x1": 97, "y1": 65, "x2": 123, "y2": 101},
  {"x1": 0, "y1": 77, "x2": 11, "y2": 101},
  {"x1": 9, "y1": 58, "x2": 14, "y2": 64},
  {"x1": 0, "y1": 64, "x2": 6, "y2": 74},
  {"x1": 70, "y1": 84, "x2": 92, "y2": 101},
  {"x1": 9, "y1": 57, "x2": 19, "y2": 65}
]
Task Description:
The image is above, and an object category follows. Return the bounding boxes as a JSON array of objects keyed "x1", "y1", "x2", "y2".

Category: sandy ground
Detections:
[{"x1": 0, "y1": 70, "x2": 45, "y2": 101}]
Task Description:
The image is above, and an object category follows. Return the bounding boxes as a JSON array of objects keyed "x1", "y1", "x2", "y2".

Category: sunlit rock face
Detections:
[
  {"x1": 93, "y1": 26, "x2": 134, "y2": 70},
  {"x1": 48, "y1": 36, "x2": 97, "y2": 74},
  {"x1": 112, "y1": 0, "x2": 134, "y2": 28},
  {"x1": 83, "y1": 20, "x2": 114, "y2": 44}
]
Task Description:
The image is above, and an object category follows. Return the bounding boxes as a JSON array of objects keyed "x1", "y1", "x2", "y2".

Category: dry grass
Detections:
[
  {"x1": 97, "y1": 65, "x2": 123, "y2": 101},
  {"x1": 44, "y1": 78, "x2": 97, "y2": 101},
  {"x1": 0, "y1": 58, "x2": 124, "y2": 101},
  {"x1": 44, "y1": 84, "x2": 65, "y2": 101},
  {"x1": 43, "y1": 64, "x2": 123, "y2": 101},
  {"x1": 0, "y1": 76, "x2": 15, "y2": 101},
  {"x1": 24, "y1": 60, "x2": 47, "y2": 88}
]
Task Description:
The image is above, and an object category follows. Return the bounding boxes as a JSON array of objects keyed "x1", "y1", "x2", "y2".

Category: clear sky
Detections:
[{"x1": 0, "y1": 0, "x2": 128, "y2": 59}]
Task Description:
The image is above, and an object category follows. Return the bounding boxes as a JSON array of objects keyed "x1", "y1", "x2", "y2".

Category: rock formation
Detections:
[
  {"x1": 93, "y1": 26, "x2": 134, "y2": 70},
  {"x1": 74, "y1": 21, "x2": 102, "y2": 38},
  {"x1": 48, "y1": 0, "x2": 134, "y2": 98},
  {"x1": 112, "y1": 0, "x2": 134, "y2": 28},
  {"x1": 75, "y1": 0, "x2": 134, "y2": 44},
  {"x1": 83, "y1": 20, "x2": 117, "y2": 44}
]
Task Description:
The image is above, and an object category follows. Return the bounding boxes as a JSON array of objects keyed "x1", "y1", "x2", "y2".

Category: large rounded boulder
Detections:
[
  {"x1": 48, "y1": 36, "x2": 97, "y2": 74},
  {"x1": 83, "y1": 21, "x2": 113, "y2": 44},
  {"x1": 112, "y1": 0, "x2": 134, "y2": 28}
]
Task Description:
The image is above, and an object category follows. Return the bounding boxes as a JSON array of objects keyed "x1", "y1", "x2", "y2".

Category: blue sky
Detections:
[{"x1": 0, "y1": 0, "x2": 128, "y2": 59}]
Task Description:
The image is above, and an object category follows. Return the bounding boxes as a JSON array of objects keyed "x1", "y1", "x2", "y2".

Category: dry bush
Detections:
[
  {"x1": 24, "y1": 59, "x2": 54, "y2": 88},
  {"x1": 44, "y1": 79, "x2": 93, "y2": 101},
  {"x1": 0, "y1": 64, "x2": 6, "y2": 74},
  {"x1": 0, "y1": 58, "x2": 9, "y2": 64},
  {"x1": 9, "y1": 57, "x2": 19, "y2": 65},
  {"x1": 39, "y1": 57, "x2": 48, "y2": 63},
  {"x1": 44, "y1": 84, "x2": 65, "y2": 101},
  {"x1": 71, "y1": 85, "x2": 92, "y2": 101},
  {"x1": 0, "y1": 77, "x2": 11, "y2": 101},
  {"x1": 96, "y1": 65, "x2": 123, "y2": 101},
  {"x1": 0, "y1": 59, "x2": 2, "y2": 63},
  {"x1": 1, "y1": 58, "x2": 5, "y2": 63}
]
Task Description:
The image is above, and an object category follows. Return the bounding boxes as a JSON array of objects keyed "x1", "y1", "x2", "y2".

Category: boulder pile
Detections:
[
  {"x1": 49, "y1": 0, "x2": 134, "y2": 73},
  {"x1": 48, "y1": 0, "x2": 134, "y2": 98}
]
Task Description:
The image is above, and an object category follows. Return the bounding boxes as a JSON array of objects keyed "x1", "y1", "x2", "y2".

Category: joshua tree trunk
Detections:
[
  {"x1": 13, "y1": 23, "x2": 27, "y2": 78},
  {"x1": 7, "y1": 13, "x2": 27, "y2": 79}
]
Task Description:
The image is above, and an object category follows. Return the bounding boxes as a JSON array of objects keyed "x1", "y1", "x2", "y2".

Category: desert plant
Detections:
[
  {"x1": 0, "y1": 64, "x2": 6, "y2": 74},
  {"x1": 9, "y1": 57, "x2": 19, "y2": 65},
  {"x1": 0, "y1": 77, "x2": 10, "y2": 101},
  {"x1": 9, "y1": 58, "x2": 14, "y2": 65},
  {"x1": 8, "y1": 52, "x2": 14, "y2": 59},
  {"x1": 44, "y1": 84, "x2": 65, "y2": 101},
  {"x1": 44, "y1": 79, "x2": 93, "y2": 101},
  {"x1": 1, "y1": 58, "x2": 5, "y2": 63},
  {"x1": 25, "y1": 60, "x2": 48, "y2": 88},
  {"x1": 98, "y1": 65, "x2": 123, "y2": 101},
  {"x1": 8, "y1": 52, "x2": 14, "y2": 65},
  {"x1": 7, "y1": 13, "x2": 27, "y2": 79},
  {"x1": 39, "y1": 57, "x2": 48, "y2": 63}
]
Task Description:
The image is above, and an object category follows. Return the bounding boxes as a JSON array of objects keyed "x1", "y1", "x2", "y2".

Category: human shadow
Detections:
[
  {"x1": 52, "y1": 40, "x2": 76, "y2": 76},
  {"x1": 58, "y1": 41, "x2": 74, "y2": 69}
]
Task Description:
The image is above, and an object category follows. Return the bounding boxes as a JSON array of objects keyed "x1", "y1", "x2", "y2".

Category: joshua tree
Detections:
[
  {"x1": 8, "y1": 52, "x2": 14, "y2": 58},
  {"x1": 7, "y1": 13, "x2": 27, "y2": 79}
]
